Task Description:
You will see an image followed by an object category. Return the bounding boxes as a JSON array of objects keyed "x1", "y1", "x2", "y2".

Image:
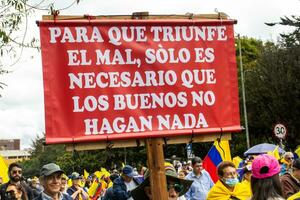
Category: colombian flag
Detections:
[{"x1": 203, "y1": 140, "x2": 232, "y2": 183}]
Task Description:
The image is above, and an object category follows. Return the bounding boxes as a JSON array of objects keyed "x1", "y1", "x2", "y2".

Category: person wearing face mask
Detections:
[
  {"x1": 0, "y1": 163, "x2": 33, "y2": 200},
  {"x1": 206, "y1": 161, "x2": 251, "y2": 200}
]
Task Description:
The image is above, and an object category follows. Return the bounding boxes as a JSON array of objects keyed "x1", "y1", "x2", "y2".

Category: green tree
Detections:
[
  {"x1": 231, "y1": 36, "x2": 263, "y2": 156},
  {"x1": 21, "y1": 134, "x2": 148, "y2": 177},
  {"x1": 0, "y1": 0, "x2": 80, "y2": 96},
  {"x1": 245, "y1": 16, "x2": 300, "y2": 150}
]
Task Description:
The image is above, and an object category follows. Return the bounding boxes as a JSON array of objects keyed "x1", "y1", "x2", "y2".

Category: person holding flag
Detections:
[{"x1": 67, "y1": 172, "x2": 89, "y2": 200}]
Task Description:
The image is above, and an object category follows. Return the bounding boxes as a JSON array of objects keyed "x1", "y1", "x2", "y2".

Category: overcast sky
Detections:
[{"x1": 0, "y1": 0, "x2": 299, "y2": 149}]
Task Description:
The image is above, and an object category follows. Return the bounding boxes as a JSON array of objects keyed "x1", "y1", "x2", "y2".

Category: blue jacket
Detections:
[{"x1": 112, "y1": 176, "x2": 141, "y2": 200}]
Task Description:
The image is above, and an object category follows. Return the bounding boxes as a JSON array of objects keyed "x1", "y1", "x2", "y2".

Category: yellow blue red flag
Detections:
[{"x1": 203, "y1": 140, "x2": 231, "y2": 183}]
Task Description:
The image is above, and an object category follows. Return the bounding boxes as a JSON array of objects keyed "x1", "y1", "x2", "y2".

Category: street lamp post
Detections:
[{"x1": 238, "y1": 34, "x2": 250, "y2": 149}]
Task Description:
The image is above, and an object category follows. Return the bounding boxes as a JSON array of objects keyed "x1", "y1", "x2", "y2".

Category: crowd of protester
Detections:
[{"x1": 0, "y1": 151, "x2": 300, "y2": 200}]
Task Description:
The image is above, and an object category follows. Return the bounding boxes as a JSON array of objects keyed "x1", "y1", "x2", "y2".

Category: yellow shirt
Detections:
[
  {"x1": 207, "y1": 180, "x2": 251, "y2": 200},
  {"x1": 240, "y1": 179, "x2": 252, "y2": 195}
]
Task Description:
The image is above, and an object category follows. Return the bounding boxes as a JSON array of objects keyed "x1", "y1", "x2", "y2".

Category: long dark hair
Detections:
[{"x1": 251, "y1": 174, "x2": 283, "y2": 200}]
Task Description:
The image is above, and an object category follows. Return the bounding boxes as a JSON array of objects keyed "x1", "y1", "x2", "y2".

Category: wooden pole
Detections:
[{"x1": 146, "y1": 138, "x2": 168, "y2": 200}]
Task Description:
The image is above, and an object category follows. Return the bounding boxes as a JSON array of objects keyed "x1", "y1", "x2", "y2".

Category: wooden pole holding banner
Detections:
[{"x1": 146, "y1": 138, "x2": 168, "y2": 200}]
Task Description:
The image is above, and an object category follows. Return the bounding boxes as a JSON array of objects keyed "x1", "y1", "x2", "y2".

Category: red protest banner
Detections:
[{"x1": 38, "y1": 19, "x2": 241, "y2": 144}]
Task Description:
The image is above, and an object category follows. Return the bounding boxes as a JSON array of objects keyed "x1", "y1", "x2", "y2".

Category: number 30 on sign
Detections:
[{"x1": 273, "y1": 123, "x2": 287, "y2": 139}]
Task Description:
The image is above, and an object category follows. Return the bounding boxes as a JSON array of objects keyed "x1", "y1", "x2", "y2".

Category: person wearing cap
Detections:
[
  {"x1": 36, "y1": 163, "x2": 72, "y2": 200},
  {"x1": 250, "y1": 154, "x2": 284, "y2": 200},
  {"x1": 206, "y1": 161, "x2": 251, "y2": 200},
  {"x1": 112, "y1": 165, "x2": 141, "y2": 200},
  {"x1": 281, "y1": 158, "x2": 300, "y2": 198},
  {"x1": 102, "y1": 174, "x2": 119, "y2": 200},
  {"x1": 66, "y1": 172, "x2": 88, "y2": 200},
  {"x1": 184, "y1": 156, "x2": 214, "y2": 200},
  {"x1": 131, "y1": 163, "x2": 193, "y2": 200},
  {"x1": 0, "y1": 163, "x2": 34, "y2": 200}
]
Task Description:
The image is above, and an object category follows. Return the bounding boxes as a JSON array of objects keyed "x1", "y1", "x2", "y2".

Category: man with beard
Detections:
[{"x1": 0, "y1": 163, "x2": 34, "y2": 200}]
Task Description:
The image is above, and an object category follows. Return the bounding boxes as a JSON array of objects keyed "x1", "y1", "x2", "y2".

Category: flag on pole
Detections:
[
  {"x1": 203, "y1": 140, "x2": 232, "y2": 183},
  {"x1": 84, "y1": 169, "x2": 89, "y2": 179},
  {"x1": 267, "y1": 146, "x2": 280, "y2": 160},
  {"x1": 88, "y1": 179, "x2": 102, "y2": 200},
  {"x1": 232, "y1": 156, "x2": 243, "y2": 169},
  {"x1": 0, "y1": 155, "x2": 9, "y2": 183},
  {"x1": 295, "y1": 146, "x2": 300, "y2": 159},
  {"x1": 272, "y1": 146, "x2": 280, "y2": 160}
]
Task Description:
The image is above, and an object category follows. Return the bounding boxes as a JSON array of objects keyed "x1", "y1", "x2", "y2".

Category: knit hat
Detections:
[{"x1": 252, "y1": 154, "x2": 280, "y2": 179}]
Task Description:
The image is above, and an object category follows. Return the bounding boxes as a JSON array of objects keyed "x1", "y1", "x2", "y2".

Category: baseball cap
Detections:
[
  {"x1": 71, "y1": 172, "x2": 82, "y2": 180},
  {"x1": 40, "y1": 163, "x2": 64, "y2": 177},
  {"x1": 122, "y1": 165, "x2": 135, "y2": 178},
  {"x1": 293, "y1": 158, "x2": 300, "y2": 170},
  {"x1": 252, "y1": 154, "x2": 280, "y2": 179}
]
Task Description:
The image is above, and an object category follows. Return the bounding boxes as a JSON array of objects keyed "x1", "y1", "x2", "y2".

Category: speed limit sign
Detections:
[{"x1": 273, "y1": 123, "x2": 287, "y2": 139}]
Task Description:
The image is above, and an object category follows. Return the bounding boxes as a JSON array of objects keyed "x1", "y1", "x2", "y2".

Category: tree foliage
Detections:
[
  {"x1": 245, "y1": 16, "x2": 300, "y2": 150},
  {"x1": 278, "y1": 16, "x2": 300, "y2": 47},
  {"x1": 21, "y1": 134, "x2": 147, "y2": 178},
  {"x1": 0, "y1": 0, "x2": 80, "y2": 96}
]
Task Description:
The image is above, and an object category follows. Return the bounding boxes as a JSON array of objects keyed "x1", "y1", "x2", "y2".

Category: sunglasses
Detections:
[
  {"x1": 167, "y1": 183, "x2": 183, "y2": 193},
  {"x1": 12, "y1": 170, "x2": 22, "y2": 175},
  {"x1": 5, "y1": 190, "x2": 17, "y2": 199},
  {"x1": 287, "y1": 157, "x2": 294, "y2": 160}
]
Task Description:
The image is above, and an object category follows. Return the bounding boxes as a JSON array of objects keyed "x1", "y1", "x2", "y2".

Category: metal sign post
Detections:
[{"x1": 273, "y1": 123, "x2": 287, "y2": 150}]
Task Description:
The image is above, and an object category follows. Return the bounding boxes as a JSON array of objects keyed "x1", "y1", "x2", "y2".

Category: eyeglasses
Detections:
[
  {"x1": 287, "y1": 157, "x2": 294, "y2": 160},
  {"x1": 167, "y1": 183, "x2": 183, "y2": 193},
  {"x1": 12, "y1": 170, "x2": 22, "y2": 174}
]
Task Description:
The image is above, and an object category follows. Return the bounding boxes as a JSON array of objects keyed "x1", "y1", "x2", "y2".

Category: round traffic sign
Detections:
[{"x1": 273, "y1": 123, "x2": 287, "y2": 139}]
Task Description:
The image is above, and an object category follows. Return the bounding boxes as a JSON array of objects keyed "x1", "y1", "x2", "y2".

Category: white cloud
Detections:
[{"x1": 0, "y1": 0, "x2": 299, "y2": 149}]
